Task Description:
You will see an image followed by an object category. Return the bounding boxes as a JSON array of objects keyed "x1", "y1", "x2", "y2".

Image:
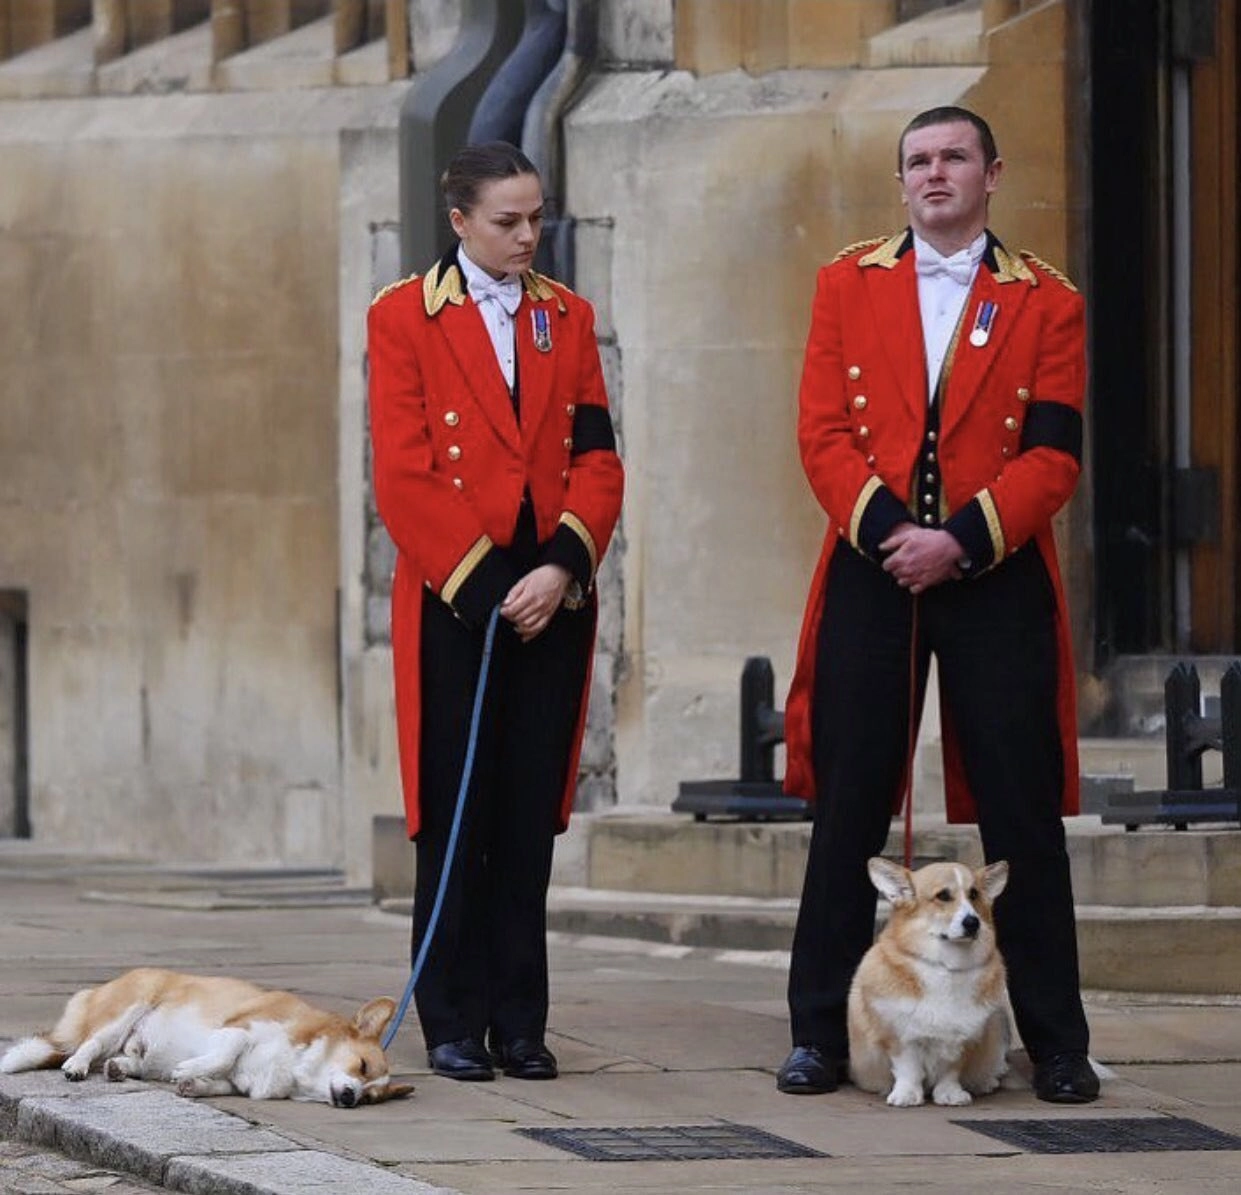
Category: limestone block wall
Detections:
[
  {"x1": 0, "y1": 86, "x2": 401, "y2": 863},
  {"x1": 566, "y1": 0, "x2": 1083, "y2": 813}
]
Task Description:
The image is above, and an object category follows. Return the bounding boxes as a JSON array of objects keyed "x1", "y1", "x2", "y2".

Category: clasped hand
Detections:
[
  {"x1": 879, "y1": 525, "x2": 964, "y2": 594},
  {"x1": 501, "y1": 564, "x2": 571, "y2": 642}
]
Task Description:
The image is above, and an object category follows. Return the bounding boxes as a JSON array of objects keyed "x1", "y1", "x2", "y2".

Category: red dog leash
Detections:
[{"x1": 901, "y1": 596, "x2": 920, "y2": 870}]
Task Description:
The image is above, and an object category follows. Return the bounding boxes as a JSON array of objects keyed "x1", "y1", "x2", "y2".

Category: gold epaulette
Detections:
[
  {"x1": 1020, "y1": 250, "x2": 1078, "y2": 292},
  {"x1": 370, "y1": 274, "x2": 419, "y2": 307},
  {"x1": 832, "y1": 236, "x2": 887, "y2": 265},
  {"x1": 523, "y1": 269, "x2": 570, "y2": 313}
]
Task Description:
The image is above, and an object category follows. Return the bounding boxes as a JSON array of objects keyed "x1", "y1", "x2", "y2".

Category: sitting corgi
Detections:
[
  {"x1": 847, "y1": 857, "x2": 1010, "y2": 1107},
  {"x1": 1, "y1": 967, "x2": 413, "y2": 1107}
]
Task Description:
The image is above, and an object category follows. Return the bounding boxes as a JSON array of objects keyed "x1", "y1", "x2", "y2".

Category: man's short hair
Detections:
[{"x1": 897, "y1": 106, "x2": 999, "y2": 172}]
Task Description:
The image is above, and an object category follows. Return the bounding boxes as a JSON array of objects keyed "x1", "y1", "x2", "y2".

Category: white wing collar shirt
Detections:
[
  {"x1": 459, "y1": 245, "x2": 522, "y2": 391},
  {"x1": 913, "y1": 230, "x2": 987, "y2": 400}
]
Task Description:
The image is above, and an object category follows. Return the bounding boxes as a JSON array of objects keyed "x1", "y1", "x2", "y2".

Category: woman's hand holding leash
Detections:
[{"x1": 501, "y1": 564, "x2": 572, "y2": 641}]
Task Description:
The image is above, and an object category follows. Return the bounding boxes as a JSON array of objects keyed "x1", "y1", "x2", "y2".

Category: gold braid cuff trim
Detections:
[
  {"x1": 977, "y1": 490, "x2": 1006, "y2": 563},
  {"x1": 441, "y1": 535, "x2": 494, "y2": 608},
  {"x1": 559, "y1": 511, "x2": 598, "y2": 578},
  {"x1": 849, "y1": 476, "x2": 884, "y2": 550}
]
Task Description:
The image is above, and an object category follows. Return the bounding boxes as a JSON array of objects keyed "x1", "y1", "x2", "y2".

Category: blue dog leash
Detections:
[{"x1": 382, "y1": 605, "x2": 502, "y2": 1051}]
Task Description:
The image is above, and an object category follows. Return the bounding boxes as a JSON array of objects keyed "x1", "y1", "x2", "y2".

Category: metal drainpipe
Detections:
[
  {"x1": 521, "y1": 0, "x2": 598, "y2": 285},
  {"x1": 469, "y1": 0, "x2": 567, "y2": 147},
  {"x1": 397, "y1": 0, "x2": 524, "y2": 274}
]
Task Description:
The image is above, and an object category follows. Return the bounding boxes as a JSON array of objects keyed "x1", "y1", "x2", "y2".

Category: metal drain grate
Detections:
[
  {"x1": 517, "y1": 1123, "x2": 825, "y2": 1162},
  {"x1": 955, "y1": 1116, "x2": 1241, "y2": 1154}
]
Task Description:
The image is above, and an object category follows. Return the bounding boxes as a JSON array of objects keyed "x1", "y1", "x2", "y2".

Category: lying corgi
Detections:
[
  {"x1": 848, "y1": 857, "x2": 1010, "y2": 1107},
  {"x1": 0, "y1": 968, "x2": 413, "y2": 1107}
]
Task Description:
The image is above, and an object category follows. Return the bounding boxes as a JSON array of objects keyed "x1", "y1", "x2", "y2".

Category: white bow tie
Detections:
[
  {"x1": 470, "y1": 275, "x2": 522, "y2": 316},
  {"x1": 914, "y1": 246, "x2": 977, "y2": 287}
]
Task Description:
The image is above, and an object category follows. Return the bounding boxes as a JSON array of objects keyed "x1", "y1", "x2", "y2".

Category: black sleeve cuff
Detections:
[
  {"x1": 571, "y1": 405, "x2": 617, "y2": 456},
  {"x1": 942, "y1": 498, "x2": 999, "y2": 575},
  {"x1": 1020, "y1": 401, "x2": 1082, "y2": 463},
  {"x1": 857, "y1": 485, "x2": 915, "y2": 559},
  {"x1": 540, "y1": 522, "x2": 593, "y2": 589},
  {"x1": 451, "y1": 547, "x2": 518, "y2": 627}
]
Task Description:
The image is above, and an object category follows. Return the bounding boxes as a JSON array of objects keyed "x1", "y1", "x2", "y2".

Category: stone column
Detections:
[{"x1": 93, "y1": 0, "x2": 126, "y2": 64}]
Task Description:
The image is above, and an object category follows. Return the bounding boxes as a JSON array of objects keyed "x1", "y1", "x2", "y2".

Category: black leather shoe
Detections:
[
  {"x1": 1033, "y1": 1051, "x2": 1100, "y2": 1103},
  {"x1": 776, "y1": 1045, "x2": 841, "y2": 1095},
  {"x1": 427, "y1": 1039, "x2": 495, "y2": 1081},
  {"x1": 491, "y1": 1038, "x2": 558, "y2": 1080}
]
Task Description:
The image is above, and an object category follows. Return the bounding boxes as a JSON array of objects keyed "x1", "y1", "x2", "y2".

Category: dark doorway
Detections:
[
  {"x1": 0, "y1": 590, "x2": 30, "y2": 838},
  {"x1": 1089, "y1": 0, "x2": 1240, "y2": 661}
]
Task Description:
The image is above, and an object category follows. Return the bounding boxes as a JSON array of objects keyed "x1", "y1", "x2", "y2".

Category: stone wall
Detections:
[
  {"x1": 0, "y1": 86, "x2": 402, "y2": 863},
  {"x1": 566, "y1": 0, "x2": 1083, "y2": 814}
]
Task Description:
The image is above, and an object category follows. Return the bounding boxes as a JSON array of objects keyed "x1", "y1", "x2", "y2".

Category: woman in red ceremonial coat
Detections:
[{"x1": 367, "y1": 142, "x2": 623, "y2": 1082}]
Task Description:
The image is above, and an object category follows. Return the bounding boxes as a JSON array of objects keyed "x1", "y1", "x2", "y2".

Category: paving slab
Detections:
[{"x1": 5, "y1": 853, "x2": 1241, "y2": 1193}]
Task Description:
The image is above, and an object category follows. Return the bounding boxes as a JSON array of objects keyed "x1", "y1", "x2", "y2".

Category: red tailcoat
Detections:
[
  {"x1": 784, "y1": 231, "x2": 1085, "y2": 822},
  {"x1": 367, "y1": 255, "x2": 624, "y2": 838}
]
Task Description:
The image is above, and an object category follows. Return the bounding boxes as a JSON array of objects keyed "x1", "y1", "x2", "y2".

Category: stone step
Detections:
[
  {"x1": 863, "y1": 0, "x2": 986, "y2": 68},
  {"x1": 578, "y1": 813, "x2": 1241, "y2": 907},
  {"x1": 543, "y1": 886, "x2": 1241, "y2": 996}
]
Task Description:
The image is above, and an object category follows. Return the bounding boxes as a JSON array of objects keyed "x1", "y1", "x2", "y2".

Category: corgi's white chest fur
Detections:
[{"x1": 872, "y1": 960, "x2": 1000, "y2": 1047}]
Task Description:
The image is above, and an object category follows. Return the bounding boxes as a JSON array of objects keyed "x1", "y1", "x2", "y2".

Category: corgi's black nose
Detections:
[
  {"x1": 334, "y1": 1087, "x2": 359, "y2": 1108},
  {"x1": 962, "y1": 913, "x2": 980, "y2": 938}
]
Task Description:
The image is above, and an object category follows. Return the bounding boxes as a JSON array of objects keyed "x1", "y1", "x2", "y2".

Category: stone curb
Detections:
[{"x1": 0, "y1": 1073, "x2": 455, "y2": 1195}]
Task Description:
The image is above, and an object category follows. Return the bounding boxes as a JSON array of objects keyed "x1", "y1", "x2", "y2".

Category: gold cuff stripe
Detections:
[
  {"x1": 559, "y1": 512, "x2": 598, "y2": 577},
  {"x1": 848, "y1": 476, "x2": 884, "y2": 548},
  {"x1": 977, "y1": 490, "x2": 1006, "y2": 561},
  {"x1": 441, "y1": 535, "x2": 494, "y2": 607}
]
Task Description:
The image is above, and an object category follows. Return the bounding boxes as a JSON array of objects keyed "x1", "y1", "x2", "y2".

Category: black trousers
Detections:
[
  {"x1": 788, "y1": 539, "x2": 1090, "y2": 1064},
  {"x1": 412, "y1": 575, "x2": 594, "y2": 1051}
]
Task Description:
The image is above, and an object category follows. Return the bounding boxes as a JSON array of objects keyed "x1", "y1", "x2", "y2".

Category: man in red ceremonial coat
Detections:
[{"x1": 778, "y1": 107, "x2": 1098, "y2": 1104}]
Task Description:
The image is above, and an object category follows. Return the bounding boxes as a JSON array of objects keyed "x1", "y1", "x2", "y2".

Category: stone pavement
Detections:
[{"x1": 3, "y1": 844, "x2": 1241, "y2": 1194}]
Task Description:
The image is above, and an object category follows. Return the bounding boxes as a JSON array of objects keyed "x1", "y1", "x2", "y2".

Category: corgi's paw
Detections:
[
  {"x1": 887, "y1": 1081, "x2": 924, "y2": 1107},
  {"x1": 104, "y1": 1058, "x2": 128, "y2": 1081},
  {"x1": 61, "y1": 1059, "x2": 89, "y2": 1081},
  {"x1": 175, "y1": 1077, "x2": 207, "y2": 1098},
  {"x1": 932, "y1": 1079, "x2": 972, "y2": 1106}
]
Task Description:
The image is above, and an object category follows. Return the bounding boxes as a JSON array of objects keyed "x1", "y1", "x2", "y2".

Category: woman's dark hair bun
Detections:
[{"x1": 441, "y1": 141, "x2": 540, "y2": 213}]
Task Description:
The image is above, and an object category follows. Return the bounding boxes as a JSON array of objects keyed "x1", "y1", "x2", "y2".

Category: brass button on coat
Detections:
[
  {"x1": 1017, "y1": 387, "x2": 1030, "y2": 401},
  {"x1": 447, "y1": 445, "x2": 462, "y2": 461},
  {"x1": 444, "y1": 411, "x2": 459, "y2": 426},
  {"x1": 853, "y1": 395, "x2": 868, "y2": 410},
  {"x1": 563, "y1": 437, "x2": 573, "y2": 449},
  {"x1": 1004, "y1": 416, "x2": 1019, "y2": 432},
  {"x1": 566, "y1": 403, "x2": 576, "y2": 415},
  {"x1": 858, "y1": 425, "x2": 870, "y2": 439},
  {"x1": 452, "y1": 477, "x2": 464, "y2": 490},
  {"x1": 848, "y1": 365, "x2": 861, "y2": 380}
]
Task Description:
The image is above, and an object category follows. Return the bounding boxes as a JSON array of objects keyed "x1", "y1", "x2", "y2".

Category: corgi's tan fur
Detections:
[
  {"x1": 0, "y1": 968, "x2": 413, "y2": 1107},
  {"x1": 848, "y1": 858, "x2": 1010, "y2": 1107}
]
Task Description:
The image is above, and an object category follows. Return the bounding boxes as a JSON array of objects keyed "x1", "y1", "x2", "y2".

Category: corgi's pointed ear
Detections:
[
  {"x1": 353, "y1": 997, "x2": 397, "y2": 1040},
  {"x1": 868, "y1": 857, "x2": 915, "y2": 905},
  {"x1": 978, "y1": 860, "x2": 1009, "y2": 901}
]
